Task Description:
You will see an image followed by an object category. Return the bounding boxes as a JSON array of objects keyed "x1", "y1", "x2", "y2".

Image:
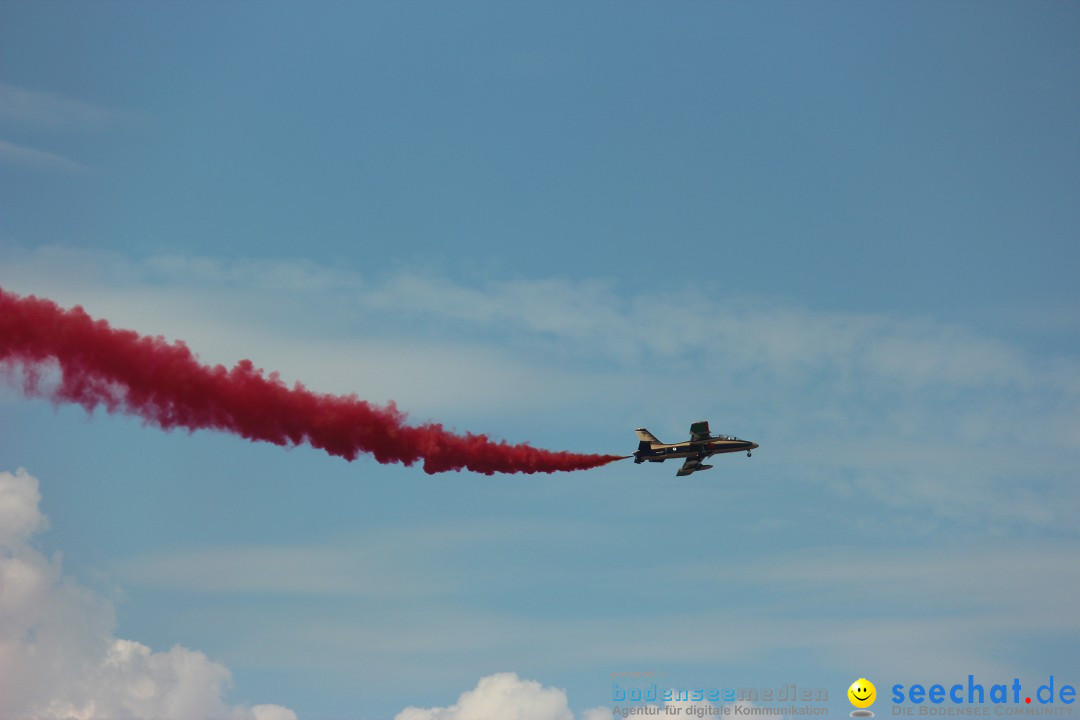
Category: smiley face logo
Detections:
[{"x1": 848, "y1": 678, "x2": 876, "y2": 709}]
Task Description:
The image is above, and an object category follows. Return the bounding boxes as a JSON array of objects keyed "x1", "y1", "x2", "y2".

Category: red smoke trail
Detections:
[{"x1": 0, "y1": 287, "x2": 624, "y2": 474}]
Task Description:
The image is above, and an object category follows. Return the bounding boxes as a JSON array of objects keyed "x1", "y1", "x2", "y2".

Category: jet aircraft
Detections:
[{"x1": 633, "y1": 420, "x2": 758, "y2": 476}]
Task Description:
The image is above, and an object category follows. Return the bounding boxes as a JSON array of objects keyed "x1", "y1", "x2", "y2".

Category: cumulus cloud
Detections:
[
  {"x1": 394, "y1": 672, "x2": 574, "y2": 720},
  {"x1": 579, "y1": 710, "x2": 612, "y2": 720},
  {"x1": 0, "y1": 466, "x2": 46, "y2": 545},
  {"x1": 0, "y1": 467, "x2": 296, "y2": 720},
  {"x1": 392, "y1": 673, "x2": 755, "y2": 720}
]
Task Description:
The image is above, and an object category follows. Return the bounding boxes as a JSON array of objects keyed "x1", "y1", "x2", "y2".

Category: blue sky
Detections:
[{"x1": 1, "y1": 2, "x2": 1078, "y2": 719}]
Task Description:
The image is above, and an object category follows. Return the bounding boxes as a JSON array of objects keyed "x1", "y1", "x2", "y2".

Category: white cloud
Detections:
[
  {"x1": 579, "y1": 710, "x2": 611, "y2": 720},
  {"x1": 394, "y1": 672, "x2": 574, "y2": 720},
  {"x1": 0, "y1": 467, "x2": 46, "y2": 545},
  {"x1": 0, "y1": 467, "x2": 296, "y2": 720},
  {"x1": 392, "y1": 673, "x2": 760, "y2": 720}
]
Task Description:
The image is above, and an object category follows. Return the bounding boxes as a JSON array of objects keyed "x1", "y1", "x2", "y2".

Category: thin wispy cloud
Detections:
[
  {"x1": 110, "y1": 517, "x2": 1080, "y2": 685},
  {"x1": 114, "y1": 542, "x2": 457, "y2": 598},
  {"x1": 112, "y1": 517, "x2": 611, "y2": 598},
  {"x1": 0, "y1": 82, "x2": 127, "y2": 173},
  {"x1": 0, "y1": 82, "x2": 126, "y2": 131},
  {"x1": 2, "y1": 245, "x2": 1077, "y2": 533},
  {"x1": 4, "y1": 247, "x2": 1072, "y2": 392},
  {"x1": 0, "y1": 138, "x2": 85, "y2": 173}
]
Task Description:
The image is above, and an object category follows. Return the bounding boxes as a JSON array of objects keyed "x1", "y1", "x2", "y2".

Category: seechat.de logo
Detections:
[{"x1": 849, "y1": 678, "x2": 877, "y2": 717}]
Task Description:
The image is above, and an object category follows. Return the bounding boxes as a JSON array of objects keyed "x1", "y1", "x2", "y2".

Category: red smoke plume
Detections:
[{"x1": 0, "y1": 287, "x2": 624, "y2": 474}]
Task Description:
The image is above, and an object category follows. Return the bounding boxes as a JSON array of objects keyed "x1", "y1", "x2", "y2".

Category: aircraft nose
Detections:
[{"x1": 750, "y1": 442, "x2": 759, "y2": 450}]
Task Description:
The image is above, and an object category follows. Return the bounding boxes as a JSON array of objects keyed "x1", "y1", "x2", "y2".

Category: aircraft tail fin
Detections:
[{"x1": 635, "y1": 428, "x2": 661, "y2": 444}]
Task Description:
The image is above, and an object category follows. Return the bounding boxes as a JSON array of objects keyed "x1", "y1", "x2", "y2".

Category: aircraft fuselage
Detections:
[
  {"x1": 633, "y1": 438, "x2": 757, "y2": 463},
  {"x1": 632, "y1": 422, "x2": 758, "y2": 476}
]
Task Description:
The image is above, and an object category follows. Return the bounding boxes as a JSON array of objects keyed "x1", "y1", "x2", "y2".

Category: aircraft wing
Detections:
[
  {"x1": 689, "y1": 420, "x2": 711, "y2": 442},
  {"x1": 676, "y1": 456, "x2": 702, "y2": 477}
]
